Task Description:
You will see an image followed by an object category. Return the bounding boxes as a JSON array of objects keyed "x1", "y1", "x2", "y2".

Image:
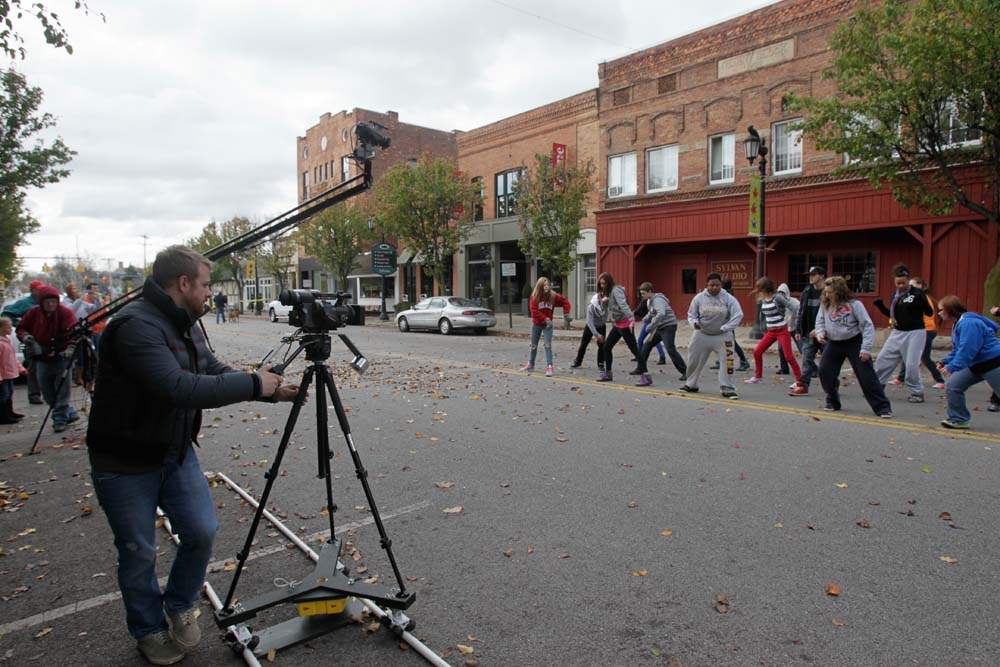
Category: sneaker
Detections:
[
  {"x1": 709, "y1": 362, "x2": 720, "y2": 370},
  {"x1": 628, "y1": 368, "x2": 642, "y2": 376},
  {"x1": 932, "y1": 382, "x2": 945, "y2": 390},
  {"x1": 940, "y1": 418, "x2": 970, "y2": 430},
  {"x1": 53, "y1": 422, "x2": 67, "y2": 433},
  {"x1": 137, "y1": 630, "x2": 185, "y2": 665},
  {"x1": 569, "y1": 362, "x2": 582, "y2": 369},
  {"x1": 678, "y1": 374, "x2": 687, "y2": 382},
  {"x1": 544, "y1": 365, "x2": 554, "y2": 377},
  {"x1": 888, "y1": 378, "x2": 903, "y2": 386},
  {"x1": 788, "y1": 384, "x2": 809, "y2": 396},
  {"x1": 65, "y1": 412, "x2": 80, "y2": 424},
  {"x1": 678, "y1": 385, "x2": 698, "y2": 393},
  {"x1": 737, "y1": 362, "x2": 751, "y2": 372},
  {"x1": 989, "y1": 403, "x2": 1000, "y2": 413},
  {"x1": 721, "y1": 390, "x2": 739, "y2": 400},
  {"x1": 520, "y1": 363, "x2": 534, "y2": 372},
  {"x1": 824, "y1": 397, "x2": 842, "y2": 411},
  {"x1": 28, "y1": 396, "x2": 44, "y2": 405},
  {"x1": 635, "y1": 374, "x2": 652, "y2": 387},
  {"x1": 597, "y1": 372, "x2": 612, "y2": 382},
  {"x1": 907, "y1": 394, "x2": 925, "y2": 404},
  {"x1": 879, "y1": 412, "x2": 893, "y2": 419},
  {"x1": 166, "y1": 606, "x2": 201, "y2": 650},
  {"x1": 775, "y1": 370, "x2": 790, "y2": 376},
  {"x1": 744, "y1": 377, "x2": 762, "y2": 384},
  {"x1": 656, "y1": 358, "x2": 667, "y2": 365}
]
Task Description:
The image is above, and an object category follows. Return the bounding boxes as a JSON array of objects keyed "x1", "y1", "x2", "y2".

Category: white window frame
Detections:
[
  {"x1": 708, "y1": 133, "x2": 735, "y2": 185},
  {"x1": 772, "y1": 120, "x2": 803, "y2": 175},
  {"x1": 645, "y1": 144, "x2": 679, "y2": 193},
  {"x1": 941, "y1": 98, "x2": 981, "y2": 148},
  {"x1": 607, "y1": 152, "x2": 637, "y2": 198},
  {"x1": 342, "y1": 156, "x2": 351, "y2": 181}
]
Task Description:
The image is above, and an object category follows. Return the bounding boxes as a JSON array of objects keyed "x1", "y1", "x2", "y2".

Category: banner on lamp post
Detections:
[{"x1": 748, "y1": 173, "x2": 762, "y2": 236}]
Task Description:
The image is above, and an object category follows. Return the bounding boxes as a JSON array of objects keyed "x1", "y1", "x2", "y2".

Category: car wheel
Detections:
[
  {"x1": 474, "y1": 327, "x2": 487, "y2": 335},
  {"x1": 438, "y1": 318, "x2": 452, "y2": 335},
  {"x1": 269, "y1": 308, "x2": 277, "y2": 323},
  {"x1": 398, "y1": 317, "x2": 409, "y2": 332}
]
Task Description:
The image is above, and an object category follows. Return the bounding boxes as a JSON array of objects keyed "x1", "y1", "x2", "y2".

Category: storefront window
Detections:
[
  {"x1": 682, "y1": 269, "x2": 698, "y2": 294},
  {"x1": 787, "y1": 253, "x2": 828, "y2": 294},
  {"x1": 582, "y1": 255, "x2": 596, "y2": 296},
  {"x1": 360, "y1": 277, "x2": 394, "y2": 299},
  {"x1": 832, "y1": 252, "x2": 877, "y2": 294}
]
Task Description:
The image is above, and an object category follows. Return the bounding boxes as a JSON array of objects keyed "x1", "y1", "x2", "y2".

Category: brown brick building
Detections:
[
  {"x1": 293, "y1": 109, "x2": 457, "y2": 307},
  {"x1": 455, "y1": 90, "x2": 599, "y2": 318},
  {"x1": 594, "y1": 0, "x2": 995, "y2": 319}
]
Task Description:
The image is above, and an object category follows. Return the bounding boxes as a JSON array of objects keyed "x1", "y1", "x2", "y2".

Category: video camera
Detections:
[{"x1": 279, "y1": 289, "x2": 364, "y2": 332}]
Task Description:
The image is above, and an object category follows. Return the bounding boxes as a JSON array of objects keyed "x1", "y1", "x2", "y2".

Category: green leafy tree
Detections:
[
  {"x1": 789, "y1": 0, "x2": 1000, "y2": 306},
  {"x1": 374, "y1": 155, "x2": 481, "y2": 295},
  {"x1": 0, "y1": 0, "x2": 104, "y2": 59},
  {"x1": 186, "y1": 216, "x2": 253, "y2": 307},
  {"x1": 515, "y1": 153, "x2": 592, "y2": 283},
  {"x1": 258, "y1": 234, "x2": 297, "y2": 291},
  {"x1": 299, "y1": 203, "x2": 372, "y2": 291},
  {"x1": 0, "y1": 69, "x2": 75, "y2": 279}
]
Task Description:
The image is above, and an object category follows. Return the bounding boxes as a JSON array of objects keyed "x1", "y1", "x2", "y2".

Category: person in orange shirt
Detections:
[{"x1": 891, "y1": 277, "x2": 945, "y2": 389}]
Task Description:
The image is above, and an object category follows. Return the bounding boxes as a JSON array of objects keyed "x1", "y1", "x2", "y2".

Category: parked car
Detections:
[
  {"x1": 395, "y1": 297, "x2": 496, "y2": 335},
  {"x1": 267, "y1": 299, "x2": 292, "y2": 322}
]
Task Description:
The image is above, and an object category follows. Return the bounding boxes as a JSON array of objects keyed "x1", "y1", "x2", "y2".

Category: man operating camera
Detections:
[{"x1": 87, "y1": 245, "x2": 299, "y2": 665}]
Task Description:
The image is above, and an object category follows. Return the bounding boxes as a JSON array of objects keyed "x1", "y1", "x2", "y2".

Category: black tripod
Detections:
[
  {"x1": 215, "y1": 331, "x2": 415, "y2": 657},
  {"x1": 28, "y1": 334, "x2": 97, "y2": 454}
]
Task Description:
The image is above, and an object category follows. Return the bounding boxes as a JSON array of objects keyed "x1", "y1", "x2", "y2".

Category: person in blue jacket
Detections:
[{"x1": 936, "y1": 295, "x2": 1000, "y2": 429}]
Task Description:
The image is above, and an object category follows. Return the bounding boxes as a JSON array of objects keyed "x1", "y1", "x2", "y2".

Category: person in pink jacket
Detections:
[{"x1": 0, "y1": 316, "x2": 27, "y2": 424}]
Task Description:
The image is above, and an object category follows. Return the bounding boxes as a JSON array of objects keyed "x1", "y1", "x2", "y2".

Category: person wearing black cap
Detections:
[{"x1": 789, "y1": 265, "x2": 826, "y2": 396}]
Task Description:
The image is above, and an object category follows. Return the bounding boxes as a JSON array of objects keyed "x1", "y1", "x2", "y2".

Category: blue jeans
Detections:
[
  {"x1": 946, "y1": 366, "x2": 1000, "y2": 423},
  {"x1": 0, "y1": 378, "x2": 12, "y2": 403},
  {"x1": 529, "y1": 323, "x2": 554, "y2": 367},
  {"x1": 637, "y1": 321, "x2": 666, "y2": 361},
  {"x1": 799, "y1": 336, "x2": 820, "y2": 388},
  {"x1": 216, "y1": 308, "x2": 226, "y2": 324},
  {"x1": 34, "y1": 357, "x2": 76, "y2": 425},
  {"x1": 92, "y1": 447, "x2": 218, "y2": 639}
]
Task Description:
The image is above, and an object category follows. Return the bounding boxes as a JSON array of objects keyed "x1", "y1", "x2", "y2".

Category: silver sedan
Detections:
[{"x1": 395, "y1": 297, "x2": 496, "y2": 335}]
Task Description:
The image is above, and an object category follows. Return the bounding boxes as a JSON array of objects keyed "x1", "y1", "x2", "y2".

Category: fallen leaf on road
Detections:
[
  {"x1": 631, "y1": 569, "x2": 649, "y2": 577},
  {"x1": 502, "y1": 549, "x2": 513, "y2": 558},
  {"x1": 938, "y1": 512, "x2": 952, "y2": 521},
  {"x1": 266, "y1": 648, "x2": 277, "y2": 662},
  {"x1": 559, "y1": 553, "x2": 570, "y2": 559},
  {"x1": 457, "y1": 644, "x2": 475, "y2": 655},
  {"x1": 715, "y1": 595, "x2": 730, "y2": 613},
  {"x1": 627, "y1": 500, "x2": 639, "y2": 508},
  {"x1": 856, "y1": 519, "x2": 871, "y2": 529},
  {"x1": 659, "y1": 529, "x2": 673, "y2": 537},
  {"x1": 825, "y1": 582, "x2": 841, "y2": 597},
  {"x1": 773, "y1": 522, "x2": 783, "y2": 528},
  {"x1": 434, "y1": 481, "x2": 455, "y2": 490},
  {"x1": 555, "y1": 436, "x2": 569, "y2": 443},
  {"x1": 442, "y1": 506, "x2": 464, "y2": 514},
  {"x1": 834, "y1": 483, "x2": 848, "y2": 489},
  {"x1": 34, "y1": 627, "x2": 52, "y2": 639},
  {"x1": 939, "y1": 555, "x2": 958, "y2": 565},
  {"x1": 832, "y1": 618, "x2": 846, "y2": 627},
  {"x1": 921, "y1": 465, "x2": 933, "y2": 474}
]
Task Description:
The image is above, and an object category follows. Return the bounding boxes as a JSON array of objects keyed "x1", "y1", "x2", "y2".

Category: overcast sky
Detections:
[{"x1": 13, "y1": 0, "x2": 776, "y2": 273}]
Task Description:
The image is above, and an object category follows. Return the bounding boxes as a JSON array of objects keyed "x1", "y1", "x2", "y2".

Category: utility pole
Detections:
[{"x1": 140, "y1": 235, "x2": 149, "y2": 273}]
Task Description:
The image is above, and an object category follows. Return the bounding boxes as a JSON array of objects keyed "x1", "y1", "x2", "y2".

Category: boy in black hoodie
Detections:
[{"x1": 873, "y1": 264, "x2": 934, "y2": 402}]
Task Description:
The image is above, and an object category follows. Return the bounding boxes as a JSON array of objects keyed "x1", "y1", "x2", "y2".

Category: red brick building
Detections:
[
  {"x1": 594, "y1": 0, "x2": 995, "y2": 320},
  {"x1": 294, "y1": 108, "x2": 458, "y2": 307},
  {"x1": 456, "y1": 91, "x2": 600, "y2": 317}
]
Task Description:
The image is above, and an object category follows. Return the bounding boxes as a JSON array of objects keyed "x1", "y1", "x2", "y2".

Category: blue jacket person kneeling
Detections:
[{"x1": 87, "y1": 245, "x2": 299, "y2": 665}]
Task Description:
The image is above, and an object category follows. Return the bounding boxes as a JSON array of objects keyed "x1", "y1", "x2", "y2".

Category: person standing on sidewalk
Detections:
[
  {"x1": 893, "y1": 277, "x2": 945, "y2": 390},
  {"x1": 213, "y1": 290, "x2": 228, "y2": 324},
  {"x1": 745, "y1": 277, "x2": 802, "y2": 386},
  {"x1": 570, "y1": 293, "x2": 606, "y2": 372},
  {"x1": 789, "y1": 266, "x2": 826, "y2": 396},
  {"x1": 814, "y1": 276, "x2": 892, "y2": 417},
  {"x1": 938, "y1": 295, "x2": 1000, "y2": 429},
  {"x1": 87, "y1": 245, "x2": 297, "y2": 665},
  {"x1": 633, "y1": 282, "x2": 686, "y2": 386},
  {"x1": 1, "y1": 279, "x2": 45, "y2": 404},
  {"x1": 595, "y1": 272, "x2": 641, "y2": 382},
  {"x1": 710, "y1": 279, "x2": 750, "y2": 372},
  {"x1": 633, "y1": 289, "x2": 667, "y2": 367},
  {"x1": 15, "y1": 285, "x2": 80, "y2": 432},
  {"x1": 873, "y1": 264, "x2": 934, "y2": 403},
  {"x1": 776, "y1": 282, "x2": 800, "y2": 377},
  {"x1": 521, "y1": 277, "x2": 570, "y2": 377},
  {"x1": 680, "y1": 273, "x2": 742, "y2": 399}
]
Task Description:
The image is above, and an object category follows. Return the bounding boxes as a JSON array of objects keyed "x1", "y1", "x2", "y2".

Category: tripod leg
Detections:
[
  {"x1": 221, "y1": 365, "x2": 314, "y2": 613},
  {"x1": 319, "y1": 366, "x2": 408, "y2": 596},
  {"x1": 312, "y1": 364, "x2": 338, "y2": 540},
  {"x1": 29, "y1": 357, "x2": 72, "y2": 454}
]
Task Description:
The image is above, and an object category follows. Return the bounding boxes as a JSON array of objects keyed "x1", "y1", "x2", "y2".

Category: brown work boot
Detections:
[{"x1": 137, "y1": 630, "x2": 185, "y2": 665}]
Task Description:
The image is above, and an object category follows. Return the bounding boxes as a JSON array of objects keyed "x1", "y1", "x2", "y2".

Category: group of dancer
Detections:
[{"x1": 520, "y1": 263, "x2": 1000, "y2": 430}]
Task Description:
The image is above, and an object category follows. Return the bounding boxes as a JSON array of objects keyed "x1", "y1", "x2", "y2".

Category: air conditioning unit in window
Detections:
[{"x1": 608, "y1": 186, "x2": 622, "y2": 197}]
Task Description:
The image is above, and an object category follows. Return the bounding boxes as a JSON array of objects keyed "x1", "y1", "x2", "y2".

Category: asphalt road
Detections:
[{"x1": 1, "y1": 316, "x2": 999, "y2": 666}]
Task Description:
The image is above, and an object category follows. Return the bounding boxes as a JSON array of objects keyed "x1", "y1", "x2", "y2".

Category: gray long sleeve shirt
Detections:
[
  {"x1": 814, "y1": 299, "x2": 876, "y2": 353},
  {"x1": 687, "y1": 289, "x2": 743, "y2": 335},
  {"x1": 605, "y1": 285, "x2": 633, "y2": 324},
  {"x1": 645, "y1": 293, "x2": 678, "y2": 330},
  {"x1": 585, "y1": 294, "x2": 606, "y2": 336}
]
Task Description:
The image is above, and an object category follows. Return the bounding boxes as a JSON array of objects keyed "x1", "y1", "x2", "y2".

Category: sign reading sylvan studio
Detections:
[{"x1": 711, "y1": 260, "x2": 753, "y2": 290}]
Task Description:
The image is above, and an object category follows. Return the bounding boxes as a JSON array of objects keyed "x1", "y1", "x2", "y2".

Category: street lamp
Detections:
[
  {"x1": 368, "y1": 217, "x2": 389, "y2": 321},
  {"x1": 744, "y1": 125, "x2": 768, "y2": 340}
]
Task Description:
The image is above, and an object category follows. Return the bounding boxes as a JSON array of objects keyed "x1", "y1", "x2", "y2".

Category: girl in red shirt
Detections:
[{"x1": 521, "y1": 277, "x2": 571, "y2": 377}]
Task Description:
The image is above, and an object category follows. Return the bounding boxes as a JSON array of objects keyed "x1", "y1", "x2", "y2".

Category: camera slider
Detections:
[{"x1": 215, "y1": 537, "x2": 414, "y2": 656}]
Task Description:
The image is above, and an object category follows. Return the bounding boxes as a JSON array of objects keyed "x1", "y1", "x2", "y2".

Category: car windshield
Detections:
[
  {"x1": 413, "y1": 300, "x2": 431, "y2": 310},
  {"x1": 447, "y1": 298, "x2": 478, "y2": 307}
]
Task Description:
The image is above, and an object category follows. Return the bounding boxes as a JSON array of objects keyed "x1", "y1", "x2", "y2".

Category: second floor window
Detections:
[
  {"x1": 646, "y1": 145, "x2": 679, "y2": 193},
  {"x1": 342, "y1": 156, "x2": 351, "y2": 181},
  {"x1": 941, "y1": 99, "x2": 980, "y2": 147},
  {"x1": 709, "y1": 133, "x2": 735, "y2": 184},
  {"x1": 495, "y1": 169, "x2": 522, "y2": 217},
  {"x1": 773, "y1": 120, "x2": 803, "y2": 175},
  {"x1": 607, "y1": 153, "x2": 637, "y2": 198},
  {"x1": 472, "y1": 176, "x2": 484, "y2": 221}
]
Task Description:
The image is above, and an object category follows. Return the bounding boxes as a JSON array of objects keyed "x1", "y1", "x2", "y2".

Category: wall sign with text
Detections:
[{"x1": 711, "y1": 260, "x2": 753, "y2": 290}]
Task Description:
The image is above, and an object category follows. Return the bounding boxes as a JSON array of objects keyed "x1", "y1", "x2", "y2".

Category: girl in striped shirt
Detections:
[{"x1": 746, "y1": 277, "x2": 801, "y2": 385}]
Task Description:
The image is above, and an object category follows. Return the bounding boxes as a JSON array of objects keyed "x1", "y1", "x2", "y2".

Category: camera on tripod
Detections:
[{"x1": 279, "y1": 289, "x2": 365, "y2": 332}]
